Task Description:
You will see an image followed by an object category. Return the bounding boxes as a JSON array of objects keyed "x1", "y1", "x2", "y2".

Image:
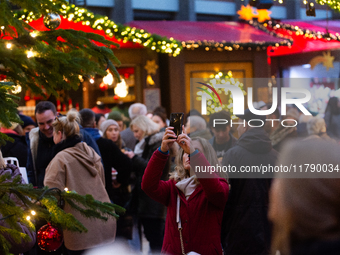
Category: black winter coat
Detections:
[
  {"x1": 96, "y1": 137, "x2": 132, "y2": 201},
  {"x1": 291, "y1": 239, "x2": 340, "y2": 255},
  {"x1": 1, "y1": 133, "x2": 28, "y2": 167},
  {"x1": 221, "y1": 128, "x2": 278, "y2": 255},
  {"x1": 131, "y1": 131, "x2": 168, "y2": 219}
]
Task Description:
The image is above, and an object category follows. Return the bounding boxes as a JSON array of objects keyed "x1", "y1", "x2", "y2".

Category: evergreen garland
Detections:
[{"x1": 14, "y1": 3, "x2": 182, "y2": 56}]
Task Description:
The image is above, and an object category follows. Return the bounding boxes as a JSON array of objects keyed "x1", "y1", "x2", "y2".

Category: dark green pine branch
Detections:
[
  {"x1": 0, "y1": 0, "x2": 122, "y2": 145},
  {"x1": 0, "y1": 174, "x2": 125, "y2": 255}
]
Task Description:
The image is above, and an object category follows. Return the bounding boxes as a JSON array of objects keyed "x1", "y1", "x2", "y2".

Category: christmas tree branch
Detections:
[{"x1": 0, "y1": 175, "x2": 125, "y2": 254}]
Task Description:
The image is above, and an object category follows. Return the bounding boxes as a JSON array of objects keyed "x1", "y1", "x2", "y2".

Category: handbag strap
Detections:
[{"x1": 177, "y1": 194, "x2": 186, "y2": 255}]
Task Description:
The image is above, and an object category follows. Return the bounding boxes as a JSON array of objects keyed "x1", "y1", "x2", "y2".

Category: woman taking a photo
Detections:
[
  {"x1": 44, "y1": 110, "x2": 116, "y2": 255},
  {"x1": 141, "y1": 126, "x2": 229, "y2": 255}
]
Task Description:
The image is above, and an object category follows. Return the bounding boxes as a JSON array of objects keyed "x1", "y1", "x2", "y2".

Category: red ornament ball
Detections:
[
  {"x1": 37, "y1": 223, "x2": 63, "y2": 252},
  {"x1": 99, "y1": 82, "x2": 108, "y2": 91},
  {"x1": 113, "y1": 95, "x2": 119, "y2": 100}
]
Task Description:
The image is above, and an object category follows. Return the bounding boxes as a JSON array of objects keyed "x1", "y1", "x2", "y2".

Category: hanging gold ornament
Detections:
[
  {"x1": 44, "y1": 13, "x2": 61, "y2": 30},
  {"x1": 309, "y1": 51, "x2": 334, "y2": 71}
]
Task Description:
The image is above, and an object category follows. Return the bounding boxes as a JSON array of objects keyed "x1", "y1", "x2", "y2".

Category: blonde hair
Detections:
[
  {"x1": 170, "y1": 137, "x2": 226, "y2": 183},
  {"x1": 307, "y1": 117, "x2": 326, "y2": 135},
  {"x1": 130, "y1": 115, "x2": 160, "y2": 139},
  {"x1": 52, "y1": 110, "x2": 80, "y2": 138}
]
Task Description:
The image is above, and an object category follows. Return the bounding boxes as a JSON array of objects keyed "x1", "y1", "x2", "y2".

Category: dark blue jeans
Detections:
[{"x1": 139, "y1": 217, "x2": 165, "y2": 253}]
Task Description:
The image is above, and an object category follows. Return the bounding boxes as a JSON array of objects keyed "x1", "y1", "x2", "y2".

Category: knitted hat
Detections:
[
  {"x1": 19, "y1": 114, "x2": 36, "y2": 128},
  {"x1": 100, "y1": 119, "x2": 119, "y2": 134},
  {"x1": 107, "y1": 111, "x2": 123, "y2": 121}
]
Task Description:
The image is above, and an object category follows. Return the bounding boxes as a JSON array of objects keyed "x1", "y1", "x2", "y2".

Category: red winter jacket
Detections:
[{"x1": 142, "y1": 149, "x2": 229, "y2": 255}]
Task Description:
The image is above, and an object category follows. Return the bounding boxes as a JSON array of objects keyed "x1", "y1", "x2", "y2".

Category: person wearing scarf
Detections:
[
  {"x1": 141, "y1": 126, "x2": 229, "y2": 255},
  {"x1": 44, "y1": 110, "x2": 116, "y2": 255}
]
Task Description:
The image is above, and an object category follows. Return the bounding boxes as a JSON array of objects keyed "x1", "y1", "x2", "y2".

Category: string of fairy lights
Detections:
[
  {"x1": 6, "y1": 0, "x2": 340, "y2": 56},
  {"x1": 182, "y1": 37, "x2": 291, "y2": 52},
  {"x1": 316, "y1": 0, "x2": 340, "y2": 11},
  {"x1": 250, "y1": 19, "x2": 340, "y2": 43},
  {"x1": 13, "y1": 4, "x2": 182, "y2": 56}
]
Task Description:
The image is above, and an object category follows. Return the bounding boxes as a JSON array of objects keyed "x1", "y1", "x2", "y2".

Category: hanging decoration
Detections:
[
  {"x1": 11, "y1": 85, "x2": 22, "y2": 94},
  {"x1": 196, "y1": 71, "x2": 246, "y2": 117},
  {"x1": 99, "y1": 82, "x2": 109, "y2": 91},
  {"x1": 57, "y1": 100, "x2": 61, "y2": 111},
  {"x1": 237, "y1": 5, "x2": 272, "y2": 23},
  {"x1": 306, "y1": 0, "x2": 316, "y2": 16},
  {"x1": 43, "y1": 13, "x2": 61, "y2": 30},
  {"x1": 103, "y1": 70, "x2": 114, "y2": 86},
  {"x1": 144, "y1": 60, "x2": 158, "y2": 86},
  {"x1": 237, "y1": 5, "x2": 254, "y2": 21},
  {"x1": 114, "y1": 79, "x2": 128, "y2": 98},
  {"x1": 309, "y1": 51, "x2": 334, "y2": 70},
  {"x1": 68, "y1": 98, "x2": 73, "y2": 110},
  {"x1": 37, "y1": 223, "x2": 63, "y2": 252}
]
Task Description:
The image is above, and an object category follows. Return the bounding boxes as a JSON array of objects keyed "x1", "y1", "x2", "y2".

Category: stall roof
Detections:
[
  {"x1": 128, "y1": 20, "x2": 290, "y2": 50},
  {"x1": 29, "y1": 17, "x2": 143, "y2": 49},
  {"x1": 267, "y1": 20, "x2": 340, "y2": 57}
]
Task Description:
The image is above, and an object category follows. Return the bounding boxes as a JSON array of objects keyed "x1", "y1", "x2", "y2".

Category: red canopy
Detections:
[
  {"x1": 128, "y1": 20, "x2": 286, "y2": 45},
  {"x1": 267, "y1": 20, "x2": 340, "y2": 57},
  {"x1": 29, "y1": 17, "x2": 143, "y2": 49}
]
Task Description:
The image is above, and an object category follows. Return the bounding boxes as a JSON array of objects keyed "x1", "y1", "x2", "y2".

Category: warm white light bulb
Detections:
[
  {"x1": 26, "y1": 216, "x2": 31, "y2": 221},
  {"x1": 31, "y1": 210, "x2": 36, "y2": 215},
  {"x1": 103, "y1": 71, "x2": 114, "y2": 85},
  {"x1": 90, "y1": 78, "x2": 94, "y2": 84},
  {"x1": 27, "y1": 50, "x2": 34, "y2": 58},
  {"x1": 64, "y1": 187, "x2": 68, "y2": 192},
  {"x1": 11, "y1": 85, "x2": 22, "y2": 94},
  {"x1": 6, "y1": 43, "x2": 12, "y2": 49},
  {"x1": 114, "y1": 79, "x2": 128, "y2": 98}
]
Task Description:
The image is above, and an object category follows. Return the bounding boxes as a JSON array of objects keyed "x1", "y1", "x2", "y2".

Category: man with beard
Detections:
[
  {"x1": 26, "y1": 101, "x2": 57, "y2": 188},
  {"x1": 26, "y1": 101, "x2": 100, "y2": 188}
]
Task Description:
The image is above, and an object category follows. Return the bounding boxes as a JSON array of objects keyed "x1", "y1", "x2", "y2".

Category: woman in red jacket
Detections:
[{"x1": 142, "y1": 126, "x2": 229, "y2": 255}]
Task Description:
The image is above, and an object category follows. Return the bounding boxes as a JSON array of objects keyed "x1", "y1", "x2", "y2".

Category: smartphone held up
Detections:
[{"x1": 169, "y1": 113, "x2": 184, "y2": 138}]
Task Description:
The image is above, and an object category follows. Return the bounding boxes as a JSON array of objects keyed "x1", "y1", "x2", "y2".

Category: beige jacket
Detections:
[{"x1": 44, "y1": 142, "x2": 116, "y2": 251}]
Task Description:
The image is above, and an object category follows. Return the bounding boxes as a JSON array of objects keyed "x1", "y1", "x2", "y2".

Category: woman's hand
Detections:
[
  {"x1": 124, "y1": 151, "x2": 135, "y2": 159},
  {"x1": 177, "y1": 125, "x2": 194, "y2": 154},
  {"x1": 160, "y1": 127, "x2": 177, "y2": 153}
]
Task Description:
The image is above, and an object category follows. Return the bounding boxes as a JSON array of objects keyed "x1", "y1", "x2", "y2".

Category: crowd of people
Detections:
[{"x1": 1, "y1": 98, "x2": 340, "y2": 255}]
